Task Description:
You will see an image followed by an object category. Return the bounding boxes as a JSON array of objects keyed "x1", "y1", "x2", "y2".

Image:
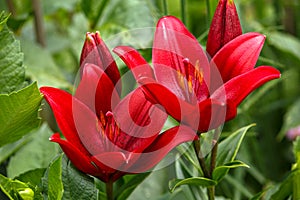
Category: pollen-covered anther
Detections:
[{"x1": 194, "y1": 60, "x2": 204, "y2": 84}]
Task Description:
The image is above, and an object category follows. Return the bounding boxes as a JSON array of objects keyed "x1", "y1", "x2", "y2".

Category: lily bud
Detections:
[
  {"x1": 206, "y1": 0, "x2": 242, "y2": 57},
  {"x1": 80, "y1": 32, "x2": 121, "y2": 94}
]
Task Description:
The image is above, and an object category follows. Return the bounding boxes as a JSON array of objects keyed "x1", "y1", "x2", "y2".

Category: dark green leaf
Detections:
[
  {"x1": 169, "y1": 177, "x2": 217, "y2": 193},
  {"x1": 48, "y1": 154, "x2": 63, "y2": 200},
  {"x1": 215, "y1": 124, "x2": 255, "y2": 167},
  {"x1": 7, "y1": 123, "x2": 59, "y2": 178},
  {"x1": 0, "y1": 12, "x2": 25, "y2": 94},
  {"x1": 62, "y1": 155, "x2": 98, "y2": 200},
  {"x1": 0, "y1": 83, "x2": 42, "y2": 147},
  {"x1": 116, "y1": 172, "x2": 151, "y2": 200},
  {"x1": 212, "y1": 160, "x2": 249, "y2": 182}
]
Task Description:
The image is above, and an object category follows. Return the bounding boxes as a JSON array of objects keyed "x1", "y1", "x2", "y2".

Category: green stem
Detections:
[
  {"x1": 207, "y1": 187, "x2": 215, "y2": 200},
  {"x1": 210, "y1": 128, "x2": 220, "y2": 176},
  {"x1": 193, "y1": 140, "x2": 210, "y2": 178},
  {"x1": 205, "y1": 0, "x2": 211, "y2": 28},
  {"x1": 106, "y1": 179, "x2": 114, "y2": 200},
  {"x1": 91, "y1": 0, "x2": 109, "y2": 30},
  {"x1": 180, "y1": 0, "x2": 186, "y2": 25},
  {"x1": 163, "y1": 0, "x2": 168, "y2": 16}
]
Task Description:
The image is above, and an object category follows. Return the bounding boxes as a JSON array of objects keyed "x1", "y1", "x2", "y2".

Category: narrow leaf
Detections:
[
  {"x1": 169, "y1": 177, "x2": 217, "y2": 193},
  {"x1": 212, "y1": 160, "x2": 249, "y2": 182},
  {"x1": 48, "y1": 155, "x2": 63, "y2": 200},
  {"x1": 215, "y1": 124, "x2": 255, "y2": 167}
]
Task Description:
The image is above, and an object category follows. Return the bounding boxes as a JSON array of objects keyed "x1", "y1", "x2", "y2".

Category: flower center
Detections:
[
  {"x1": 177, "y1": 58, "x2": 204, "y2": 103},
  {"x1": 96, "y1": 111, "x2": 120, "y2": 151}
]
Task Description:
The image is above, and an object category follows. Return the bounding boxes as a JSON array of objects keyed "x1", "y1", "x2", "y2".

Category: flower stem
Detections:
[
  {"x1": 180, "y1": 0, "x2": 186, "y2": 25},
  {"x1": 106, "y1": 179, "x2": 114, "y2": 200},
  {"x1": 193, "y1": 140, "x2": 210, "y2": 178},
  {"x1": 91, "y1": 0, "x2": 109, "y2": 29},
  {"x1": 163, "y1": 0, "x2": 168, "y2": 16},
  {"x1": 205, "y1": 0, "x2": 211, "y2": 28}
]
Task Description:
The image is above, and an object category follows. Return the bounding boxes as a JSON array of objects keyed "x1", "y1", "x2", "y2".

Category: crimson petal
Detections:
[
  {"x1": 127, "y1": 125, "x2": 197, "y2": 173},
  {"x1": 40, "y1": 87, "x2": 105, "y2": 156},
  {"x1": 75, "y1": 64, "x2": 120, "y2": 117},
  {"x1": 211, "y1": 66, "x2": 281, "y2": 120},
  {"x1": 211, "y1": 32, "x2": 265, "y2": 84},
  {"x1": 50, "y1": 133, "x2": 100, "y2": 176},
  {"x1": 153, "y1": 16, "x2": 210, "y2": 99},
  {"x1": 112, "y1": 88, "x2": 167, "y2": 152},
  {"x1": 113, "y1": 46, "x2": 155, "y2": 80}
]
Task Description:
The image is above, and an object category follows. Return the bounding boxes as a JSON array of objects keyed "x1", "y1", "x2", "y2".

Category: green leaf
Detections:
[
  {"x1": 267, "y1": 31, "x2": 300, "y2": 62},
  {"x1": 21, "y1": 40, "x2": 72, "y2": 89},
  {"x1": 0, "y1": 174, "x2": 34, "y2": 200},
  {"x1": 0, "y1": 138, "x2": 28, "y2": 164},
  {"x1": 215, "y1": 124, "x2": 255, "y2": 167},
  {"x1": 0, "y1": 82, "x2": 42, "y2": 147},
  {"x1": 7, "y1": 123, "x2": 59, "y2": 178},
  {"x1": 169, "y1": 177, "x2": 217, "y2": 193},
  {"x1": 116, "y1": 172, "x2": 151, "y2": 200},
  {"x1": 212, "y1": 160, "x2": 249, "y2": 182},
  {"x1": 62, "y1": 155, "x2": 98, "y2": 200},
  {"x1": 0, "y1": 12, "x2": 10, "y2": 31},
  {"x1": 48, "y1": 155, "x2": 63, "y2": 200},
  {"x1": 0, "y1": 12, "x2": 26, "y2": 94},
  {"x1": 16, "y1": 168, "x2": 46, "y2": 189},
  {"x1": 278, "y1": 98, "x2": 300, "y2": 140}
]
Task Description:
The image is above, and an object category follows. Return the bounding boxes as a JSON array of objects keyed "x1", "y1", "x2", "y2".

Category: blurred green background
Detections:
[{"x1": 0, "y1": 0, "x2": 300, "y2": 199}]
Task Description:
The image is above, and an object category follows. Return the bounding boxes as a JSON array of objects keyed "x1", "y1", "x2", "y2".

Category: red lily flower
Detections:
[
  {"x1": 206, "y1": 0, "x2": 242, "y2": 57},
  {"x1": 40, "y1": 32, "x2": 197, "y2": 183},
  {"x1": 114, "y1": 16, "x2": 281, "y2": 132}
]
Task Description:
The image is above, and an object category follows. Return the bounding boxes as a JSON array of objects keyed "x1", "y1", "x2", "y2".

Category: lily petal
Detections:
[
  {"x1": 207, "y1": 0, "x2": 242, "y2": 57},
  {"x1": 211, "y1": 66, "x2": 281, "y2": 120},
  {"x1": 211, "y1": 32, "x2": 266, "y2": 84},
  {"x1": 40, "y1": 87, "x2": 105, "y2": 156},
  {"x1": 127, "y1": 125, "x2": 197, "y2": 173},
  {"x1": 80, "y1": 32, "x2": 121, "y2": 94},
  {"x1": 112, "y1": 87, "x2": 167, "y2": 152},
  {"x1": 75, "y1": 64, "x2": 120, "y2": 117},
  {"x1": 139, "y1": 77, "x2": 197, "y2": 124},
  {"x1": 50, "y1": 133, "x2": 100, "y2": 176},
  {"x1": 113, "y1": 46, "x2": 155, "y2": 80},
  {"x1": 153, "y1": 16, "x2": 210, "y2": 99}
]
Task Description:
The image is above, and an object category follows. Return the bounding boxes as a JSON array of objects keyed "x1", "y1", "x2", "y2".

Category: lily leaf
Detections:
[
  {"x1": 48, "y1": 154, "x2": 64, "y2": 200},
  {"x1": 169, "y1": 177, "x2": 217, "y2": 193},
  {"x1": 215, "y1": 124, "x2": 255, "y2": 167},
  {"x1": 212, "y1": 160, "x2": 249, "y2": 182},
  {"x1": 61, "y1": 155, "x2": 98, "y2": 200},
  {"x1": 0, "y1": 83, "x2": 42, "y2": 147},
  {"x1": 0, "y1": 12, "x2": 26, "y2": 94}
]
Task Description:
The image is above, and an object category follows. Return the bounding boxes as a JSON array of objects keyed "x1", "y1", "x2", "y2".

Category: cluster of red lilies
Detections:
[{"x1": 40, "y1": 0, "x2": 280, "y2": 184}]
